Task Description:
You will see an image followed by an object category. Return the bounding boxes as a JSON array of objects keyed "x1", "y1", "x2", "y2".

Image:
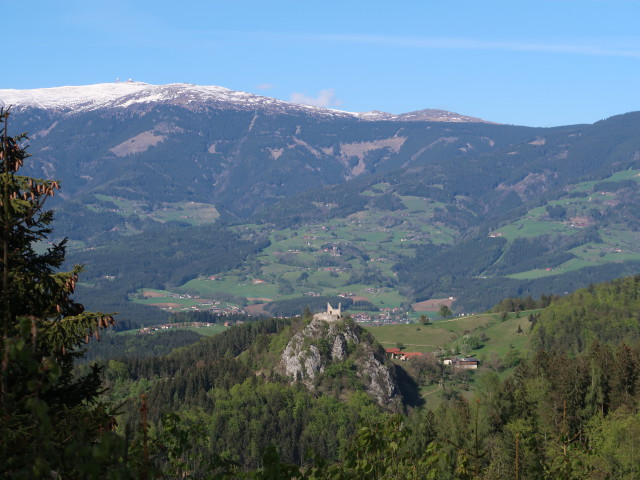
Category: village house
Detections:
[
  {"x1": 385, "y1": 347, "x2": 402, "y2": 359},
  {"x1": 443, "y1": 357, "x2": 479, "y2": 369},
  {"x1": 401, "y1": 352, "x2": 423, "y2": 361},
  {"x1": 385, "y1": 348, "x2": 424, "y2": 361}
]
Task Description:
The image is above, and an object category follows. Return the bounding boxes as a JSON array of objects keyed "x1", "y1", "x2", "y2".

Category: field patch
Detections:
[
  {"x1": 413, "y1": 298, "x2": 454, "y2": 312},
  {"x1": 480, "y1": 316, "x2": 531, "y2": 356},
  {"x1": 179, "y1": 277, "x2": 279, "y2": 299},
  {"x1": 245, "y1": 303, "x2": 269, "y2": 316},
  {"x1": 141, "y1": 290, "x2": 165, "y2": 298},
  {"x1": 436, "y1": 315, "x2": 493, "y2": 335},
  {"x1": 349, "y1": 295, "x2": 371, "y2": 303},
  {"x1": 182, "y1": 325, "x2": 229, "y2": 336},
  {"x1": 149, "y1": 302, "x2": 182, "y2": 309},
  {"x1": 91, "y1": 195, "x2": 219, "y2": 226},
  {"x1": 366, "y1": 324, "x2": 457, "y2": 352}
]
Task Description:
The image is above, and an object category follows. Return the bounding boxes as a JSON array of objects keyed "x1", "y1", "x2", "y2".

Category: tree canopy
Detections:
[{"x1": 0, "y1": 109, "x2": 126, "y2": 478}]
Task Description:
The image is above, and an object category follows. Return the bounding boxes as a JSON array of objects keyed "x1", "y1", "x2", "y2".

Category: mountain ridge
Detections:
[
  {"x1": 2, "y1": 84, "x2": 640, "y2": 315},
  {"x1": 0, "y1": 81, "x2": 492, "y2": 124},
  {"x1": 356, "y1": 108, "x2": 493, "y2": 123}
]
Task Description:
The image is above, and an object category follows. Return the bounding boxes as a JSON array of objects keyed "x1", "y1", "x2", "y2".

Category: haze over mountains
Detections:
[{"x1": 2, "y1": 82, "x2": 640, "y2": 316}]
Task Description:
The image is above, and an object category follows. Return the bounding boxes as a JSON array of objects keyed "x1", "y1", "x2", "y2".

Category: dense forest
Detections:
[
  {"x1": 80, "y1": 329, "x2": 205, "y2": 362},
  {"x1": 85, "y1": 275, "x2": 640, "y2": 479}
]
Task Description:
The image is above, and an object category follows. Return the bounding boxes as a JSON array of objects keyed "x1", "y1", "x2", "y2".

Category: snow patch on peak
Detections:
[
  {"x1": 355, "y1": 108, "x2": 492, "y2": 124},
  {"x1": 0, "y1": 82, "x2": 153, "y2": 111},
  {"x1": 0, "y1": 82, "x2": 354, "y2": 118},
  {"x1": 0, "y1": 82, "x2": 491, "y2": 123}
]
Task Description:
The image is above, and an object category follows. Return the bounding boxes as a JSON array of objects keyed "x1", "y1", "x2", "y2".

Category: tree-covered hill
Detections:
[
  {"x1": 85, "y1": 274, "x2": 640, "y2": 478},
  {"x1": 533, "y1": 274, "x2": 640, "y2": 352},
  {"x1": 10, "y1": 104, "x2": 535, "y2": 220},
  {"x1": 100, "y1": 314, "x2": 418, "y2": 468}
]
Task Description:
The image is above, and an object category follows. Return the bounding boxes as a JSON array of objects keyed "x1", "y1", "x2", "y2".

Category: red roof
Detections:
[
  {"x1": 402, "y1": 352, "x2": 423, "y2": 358},
  {"x1": 385, "y1": 348, "x2": 402, "y2": 354}
]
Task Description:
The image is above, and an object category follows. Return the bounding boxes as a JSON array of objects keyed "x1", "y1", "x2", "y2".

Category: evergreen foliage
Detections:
[
  {"x1": 0, "y1": 110, "x2": 128, "y2": 478},
  {"x1": 533, "y1": 274, "x2": 640, "y2": 352},
  {"x1": 81, "y1": 329, "x2": 204, "y2": 362}
]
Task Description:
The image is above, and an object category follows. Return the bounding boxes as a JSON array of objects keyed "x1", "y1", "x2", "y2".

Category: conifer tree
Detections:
[{"x1": 0, "y1": 109, "x2": 126, "y2": 478}]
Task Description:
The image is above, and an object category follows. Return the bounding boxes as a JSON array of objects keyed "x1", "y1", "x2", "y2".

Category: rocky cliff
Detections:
[{"x1": 280, "y1": 318, "x2": 400, "y2": 408}]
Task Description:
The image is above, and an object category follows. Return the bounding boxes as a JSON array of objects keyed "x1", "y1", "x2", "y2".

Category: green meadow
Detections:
[
  {"x1": 116, "y1": 324, "x2": 228, "y2": 336},
  {"x1": 91, "y1": 195, "x2": 219, "y2": 226},
  {"x1": 367, "y1": 312, "x2": 536, "y2": 409},
  {"x1": 367, "y1": 312, "x2": 532, "y2": 358},
  {"x1": 366, "y1": 324, "x2": 457, "y2": 352},
  {"x1": 180, "y1": 276, "x2": 279, "y2": 299}
]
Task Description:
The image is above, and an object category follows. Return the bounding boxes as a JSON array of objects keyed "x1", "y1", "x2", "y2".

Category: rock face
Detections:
[{"x1": 281, "y1": 318, "x2": 399, "y2": 407}]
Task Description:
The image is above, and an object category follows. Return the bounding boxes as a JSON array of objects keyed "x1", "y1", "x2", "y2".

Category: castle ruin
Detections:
[{"x1": 313, "y1": 303, "x2": 342, "y2": 322}]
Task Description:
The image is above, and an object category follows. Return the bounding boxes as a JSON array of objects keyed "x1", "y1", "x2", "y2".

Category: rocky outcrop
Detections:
[{"x1": 281, "y1": 318, "x2": 399, "y2": 407}]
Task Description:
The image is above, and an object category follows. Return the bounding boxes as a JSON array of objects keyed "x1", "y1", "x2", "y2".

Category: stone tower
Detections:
[{"x1": 313, "y1": 302, "x2": 342, "y2": 322}]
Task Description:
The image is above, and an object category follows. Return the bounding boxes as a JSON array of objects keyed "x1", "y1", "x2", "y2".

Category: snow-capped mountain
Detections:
[
  {"x1": 0, "y1": 81, "x2": 354, "y2": 118},
  {"x1": 0, "y1": 81, "x2": 489, "y2": 123},
  {"x1": 356, "y1": 109, "x2": 492, "y2": 123},
  {"x1": 0, "y1": 80, "x2": 516, "y2": 220}
]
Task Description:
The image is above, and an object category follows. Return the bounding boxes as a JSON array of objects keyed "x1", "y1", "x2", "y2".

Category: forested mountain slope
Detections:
[{"x1": 4, "y1": 84, "x2": 640, "y2": 314}]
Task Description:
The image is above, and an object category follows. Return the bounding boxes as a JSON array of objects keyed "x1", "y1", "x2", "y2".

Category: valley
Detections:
[
  {"x1": 75, "y1": 166, "x2": 640, "y2": 327},
  {"x1": 2, "y1": 83, "x2": 638, "y2": 323}
]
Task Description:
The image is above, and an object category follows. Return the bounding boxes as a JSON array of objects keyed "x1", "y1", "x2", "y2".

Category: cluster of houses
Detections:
[
  {"x1": 208, "y1": 304, "x2": 244, "y2": 315},
  {"x1": 351, "y1": 313, "x2": 371, "y2": 323},
  {"x1": 321, "y1": 246, "x2": 341, "y2": 256},
  {"x1": 136, "y1": 321, "x2": 218, "y2": 335},
  {"x1": 384, "y1": 348, "x2": 479, "y2": 369},
  {"x1": 368, "y1": 257, "x2": 387, "y2": 263},
  {"x1": 353, "y1": 312, "x2": 412, "y2": 325}
]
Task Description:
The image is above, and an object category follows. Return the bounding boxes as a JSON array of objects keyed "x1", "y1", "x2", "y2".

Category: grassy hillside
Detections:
[
  {"x1": 366, "y1": 312, "x2": 532, "y2": 360},
  {"x1": 114, "y1": 167, "x2": 640, "y2": 318},
  {"x1": 493, "y1": 169, "x2": 640, "y2": 280},
  {"x1": 363, "y1": 311, "x2": 534, "y2": 408},
  {"x1": 117, "y1": 191, "x2": 455, "y2": 317}
]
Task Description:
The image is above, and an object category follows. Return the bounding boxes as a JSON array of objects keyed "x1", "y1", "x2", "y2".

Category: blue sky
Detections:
[{"x1": 6, "y1": 0, "x2": 640, "y2": 126}]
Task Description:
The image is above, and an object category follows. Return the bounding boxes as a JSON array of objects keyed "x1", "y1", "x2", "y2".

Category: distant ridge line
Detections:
[{"x1": 0, "y1": 82, "x2": 493, "y2": 124}]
